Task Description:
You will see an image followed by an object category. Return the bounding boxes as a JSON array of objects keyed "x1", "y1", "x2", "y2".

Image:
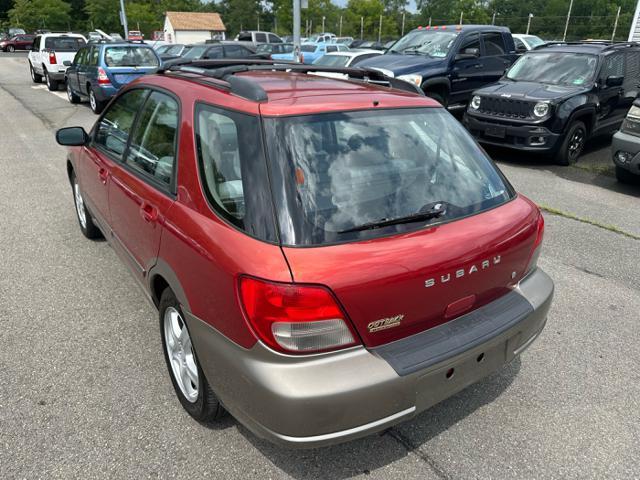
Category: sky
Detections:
[{"x1": 330, "y1": 0, "x2": 418, "y2": 12}]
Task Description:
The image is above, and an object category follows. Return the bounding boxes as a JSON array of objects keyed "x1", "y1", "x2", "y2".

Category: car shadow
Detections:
[{"x1": 235, "y1": 357, "x2": 521, "y2": 479}]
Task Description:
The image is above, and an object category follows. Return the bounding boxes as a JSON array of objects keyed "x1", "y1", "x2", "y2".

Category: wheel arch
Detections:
[
  {"x1": 567, "y1": 108, "x2": 596, "y2": 136},
  {"x1": 148, "y1": 258, "x2": 192, "y2": 312},
  {"x1": 422, "y1": 77, "x2": 451, "y2": 97}
]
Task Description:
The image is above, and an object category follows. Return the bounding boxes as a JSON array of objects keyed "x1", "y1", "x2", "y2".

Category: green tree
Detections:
[
  {"x1": 219, "y1": 0, "x2": 262, "y2": 36},
  {"x1": 9, "y1": 0, "x2": 72, "y2": 31},
  {"x1": 84, "y1": 0, "x2": 121, "y2": 33}
]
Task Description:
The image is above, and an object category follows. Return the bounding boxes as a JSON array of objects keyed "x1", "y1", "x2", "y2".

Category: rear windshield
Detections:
[
  {"x1": 45, "y1": 37, "x2": 85, "y2": 51},
  {"x1": 103, "y1": 46, "x2": 158, "y2": 67},
  {"x1": 264, "y1": 108, "x2": 513, "y2": 246}
]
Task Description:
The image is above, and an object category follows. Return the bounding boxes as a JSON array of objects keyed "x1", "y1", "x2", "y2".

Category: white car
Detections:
[
  {"x1": 312, "y1": 50, "x2": 383, "y2": 69},
  {"x1": 28, "y1": 33, "x2": 86, "y2": 91},
  {"x1": 512, "y1": 34, "x2": 545, "y2": 52}
]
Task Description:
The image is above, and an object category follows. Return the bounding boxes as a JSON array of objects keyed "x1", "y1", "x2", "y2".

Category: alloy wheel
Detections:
[
  {"x1": 89, "y1": 91, "x2": 96, "y2": 111},
  {"x1": 164, "y1": 307, "x2": 199, "y2": 403},
  {"x1": 568, "y1": 127, "x2": 585, "y2": 160},
  {"x1": 67, "y1": 82, "x2": 73, "y2": 101},
  {"x1": 8, "y1": 46, "x2": 14, "y2": 52},
  {"x1": 73, "y1": 180, "x2": 87, "y2": 229}
]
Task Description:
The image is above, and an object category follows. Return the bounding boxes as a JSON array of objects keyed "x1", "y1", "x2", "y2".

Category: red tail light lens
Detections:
[
  {"x1": 48, "y1": 51, "x2": 57, "y2": 64},
  {"x1": 526, "y1": 213, "x2": 545, "y2": 275},
  {"x1": 97, "y1": 67, "x2": 111, "y2": 85},
  {"x1": 238, "y1": 277, "x2": 360, "y2": 354}
]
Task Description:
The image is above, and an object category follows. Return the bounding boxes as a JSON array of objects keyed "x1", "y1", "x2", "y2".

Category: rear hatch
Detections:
[
  {"x1": 102, "y1": 45, "x2": 159, "y2": 89},
  {"x1": 44, "y1": 36, "x2": 86, "y2": 72},
  {"x1": 262, "y1": 104, "x2": 541, "y2": 347}
]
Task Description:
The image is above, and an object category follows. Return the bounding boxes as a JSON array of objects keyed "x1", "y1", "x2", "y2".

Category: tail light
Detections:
[
  {"x1": 97, "y1": 67, "x2": 111, "y2": 85},
  {"x1": 238, "y1": 276, "x2": 360, "y2": 354},
  {"x1": 525, "y1": 213, "x2": 545, "y2": 276},
  {"x1": 300, "y1": 53, "x2": 304, "y2": 63},
  {"x1": 48, "y1": 51, "x2": 57, "y2": 65}
]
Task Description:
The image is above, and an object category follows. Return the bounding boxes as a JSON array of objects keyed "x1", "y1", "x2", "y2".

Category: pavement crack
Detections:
[
  {"x1": 539, "y1": 204, "x2": 640, "y2": 241},
  {"x1": 385, "y1": 428, "x2": 451, "y2": 480}
]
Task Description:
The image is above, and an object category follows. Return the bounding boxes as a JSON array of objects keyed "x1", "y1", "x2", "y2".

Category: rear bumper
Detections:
[
  {"x1": 94, "y1": 84, "x2": 118, "y2": 102},
  {"x1": 186, "y1": 268, "x2": 553, "y2": 448},
  {"x1": 612, "y1": 130, "x2": 640, "y2": 175},
  {"x1": 464, "y1": 113, "x2": 562, "y2": 152}
]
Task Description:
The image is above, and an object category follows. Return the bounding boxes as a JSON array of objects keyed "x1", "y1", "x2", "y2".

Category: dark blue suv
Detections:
[
  {"x1": 65, "y1": 41, "x2": 160, "y2": 114},
  {"x1": 358, "y1": 25, "x2": 518, "y2": 108}
]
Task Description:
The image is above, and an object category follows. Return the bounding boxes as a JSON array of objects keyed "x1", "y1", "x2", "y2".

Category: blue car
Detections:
[
  {"x1": 272, "y1": 42, "x2": 348, "y2": 64},
  {"x1": 65, "y1": 41, "x2": 160, "y2": 114}
]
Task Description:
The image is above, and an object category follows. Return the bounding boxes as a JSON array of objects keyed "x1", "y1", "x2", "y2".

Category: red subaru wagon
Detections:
[{"x1": 56, "y1": 60, "x2": 553, "y2": 448}]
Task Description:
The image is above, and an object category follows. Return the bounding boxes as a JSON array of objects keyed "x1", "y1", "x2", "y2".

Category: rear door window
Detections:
[
  {"x1": 88, "y1": 47, "x2": 99, "y2": 66},
  {"x1": 255, "y1": 33, "x2": 267, "y2": 43},
  {"x1": 125, "y1": 91, "x2": 179, "y2": 188},
  {"x1": 93, "y1": 89, "x2": 149, "y2": 160}
]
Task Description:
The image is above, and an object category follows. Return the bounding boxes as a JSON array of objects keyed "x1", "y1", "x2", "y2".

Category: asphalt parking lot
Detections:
[{"x1": 0, "y1": 53, "x2": 639, "y2": 479}]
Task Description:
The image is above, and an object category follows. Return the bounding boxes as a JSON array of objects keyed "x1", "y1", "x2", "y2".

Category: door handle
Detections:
[
  {"x1": 99, "y1": 167, "x2": 108, "y2": 184},
  {"x1": 140, "y1": 203, "x2": 159, "y2": 223}
]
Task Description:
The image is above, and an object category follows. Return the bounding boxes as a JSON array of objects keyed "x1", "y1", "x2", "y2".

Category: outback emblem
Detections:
[
  {"x1": 425, "y1": 256, "x2": 501, "y2": 288},
  {"x1": 368, "y1": 314, "x2": 404, "y2": 333}
]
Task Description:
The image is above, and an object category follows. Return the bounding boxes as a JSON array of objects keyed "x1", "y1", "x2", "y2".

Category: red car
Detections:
[
  {"x1": 0, "y1": 34, "x2": 35, "y2": 52},
  {"x1": 56, "y1": 60, "x2": 553, "y2": 448}
]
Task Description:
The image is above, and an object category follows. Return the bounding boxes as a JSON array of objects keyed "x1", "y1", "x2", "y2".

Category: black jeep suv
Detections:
[{"x1": 464, "y1": 42, "x2": 640, "y2": 165}]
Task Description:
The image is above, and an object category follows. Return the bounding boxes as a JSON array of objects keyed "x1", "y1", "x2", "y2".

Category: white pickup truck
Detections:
[{"x1": 28, "y1": 33, "x2": 87, "y2": 91}]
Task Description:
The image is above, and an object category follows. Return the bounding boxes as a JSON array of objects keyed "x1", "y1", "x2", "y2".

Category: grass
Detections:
[{"x1": 538, "y1": 204, "x2": 640, "y2": 241}]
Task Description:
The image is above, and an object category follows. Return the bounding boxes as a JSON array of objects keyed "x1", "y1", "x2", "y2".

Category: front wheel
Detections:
[
  {"x1": 555, "y1": 121, "x2": 587, "y2": 166},
  {"x1": 159, "y1": 289, "x2": 225, "y2": 424},
  {"x1": 71, "y1": 172, "x2": 101, "y2": 239},
  {"x1": 89, "y1": 88, "x2": 105, "y2": 114},
  {"x1": 7, "y1": 45, "x2": 15, "y2": 53},
  {"x1": 66, "y1": 80, "x2": 80, "y2": 104},
  {"x1": 30, "y1": 63, "x2": 42, "y2": 83}
]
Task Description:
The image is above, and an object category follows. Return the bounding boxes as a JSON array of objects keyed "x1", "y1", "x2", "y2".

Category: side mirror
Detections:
[
  {"x1": 455, "y1": 48, "x2": 480, "y2": 61},
  {"x1": 516, "y1": 45, "x2": 527, "y2": 53},
  {"x1": 606, "y1": 75, "x2": 624, "y2": 87},
  {"x1": 63, "y1": 60, "x2": 71, "y2": 66},
  {"x1": 56, "y1": 127, "x2": 88, "y2": 146}
]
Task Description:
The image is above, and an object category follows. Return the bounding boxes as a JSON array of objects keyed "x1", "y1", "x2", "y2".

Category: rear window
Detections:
[
  {"x1": 44, "y1": 36, "x2": 85, "y2": 51},
  {"x1": 264, "y1": 108, "x2": 513, "y2": 246},
  {"x1": 301, "y1": 45, "x2": 317, "y2": 52},
  {"x1": 103, "y1": 46, "x2": 158, "y2": 67}
]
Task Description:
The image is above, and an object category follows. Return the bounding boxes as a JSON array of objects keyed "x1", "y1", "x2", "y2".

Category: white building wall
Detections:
[
  {"x1": 164, "y1": 17, "x2": 175, "y2": 44},
  {"x1": 175, "y1": 30, "x2": 216, "y2": 44}
]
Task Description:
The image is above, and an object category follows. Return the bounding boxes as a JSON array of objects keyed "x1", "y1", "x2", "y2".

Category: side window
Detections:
[
  {"x1": 326, "y1": 45, "x2": 338, "y2": 53},
  {"x1": 225, "y1": 44, "x2": 249, "y2": 58},
  {"x1": 88, "y1": 47, "x2": 99, "y2": 66},
  {"x1": 624, "y1": 50, "x2": 640, "y2": 89},
  {"x1": 195, "y1": 104, "x2": 245, "y2": 222},
  {"x1": 94, "y1": 89, "x2": 148, "y2": 160},
  {"x1": 482, "y1": 33, "x2": 506, "y2": 56},
  {"x1": 33, "y1": 36, "x2": 40, "y2": 50},
  {"x1": 73, "y1": 48, "x2": 86, "y2": 65},
  {"x1": 255, "y1": 33, "x2": 267, "y2": 43},
  {"x1": 458, "y1": 33, "x2": 480, "y2": 55},
  {"x1": 602, "y1": 53, "x2": 625, "y2": 80},
  {"x1": 205, "y1": 46, "x2": 223, "y2": 59},
  {"x1": 514, "y1": 38, "x2": 526, "y2": 52},
  {"x1": 125, "y1": 91, "x2": 179, "y2": 187},
  {"x1": 237, "y1": 33, "x2": 252, "y2": 41},
  {"x1": 268, "y1": 34, "x2": 281, "y2": 43}
]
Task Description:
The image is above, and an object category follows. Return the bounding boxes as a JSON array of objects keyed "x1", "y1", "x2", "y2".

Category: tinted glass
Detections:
[
  {"x1": 103, "y1": 47, "x2": 158, "y2": 67},
  {"x1": 264, "y1": 108, "x2": 513, "y2": 246},
  {"x1": 125, "y1": 92, "x2": 179, "y2": 187},
  {"x1": 268, "y1": 34, "x2": 281, "y2": 43},
  {"x1": 73, "y1": 48, "x2": 87, "y2": 65},
  {"x1": 165, "y1": 44, "x2": 183, "y2": 55},
  {"x1": 237, "y1": 33, "x2": 252, "y2": 41},
  {"x1": 514, "y1": 38, "x2": 526, "y2": 50},
  {"x1": 602, "y1": 52, "x2": 624, "y2": 79},
  {"x1": 326, "y1": 45, "x2": 338, "y2": 53},
  {"x1": 94, "y1": 89, "x2": 148, "y2": 160},
  {"x1": 389, "y1": 30, "x2": 458, "y2": 57},
  {"x1": 255, "y1": 44, "x2": 271, "y2": 53},
  {"x1": 482, "y1": 33, "x2": 506, "y2": 55},
  {"x1": 507, "y1": 52, "x2": 597, "y2": 86},
  {"x1": 301, "y1": 44, "x2": 317, "y2": 52},
  {"x1": 224, "y1": 44, "x2": 250, "y2": 58},
  {"x1": 183, "y1": 45, "x2": 208, "y2": 59},
  {"x1": 194, "y1": 103, "x2": 277, "y2": 242},
  {"x1": 206, "y1": 46, "x2": 223, "y2": 59},
  {"x1": 459, "y1": 33, "x2": 480, "y2": 54},
  {"x1": 88, "y1": 47, "x2": 99, "y2": 65},
  {"x1": 44, "y1": 37, "x2": 85, "y2": 51},
  {"x1": 255, "y1": 33, "x2": 267, "y2": 43}
]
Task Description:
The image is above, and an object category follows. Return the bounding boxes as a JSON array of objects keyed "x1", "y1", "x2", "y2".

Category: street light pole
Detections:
[
  {"x1": 360, "y1": 16, "x2": 363, "y2": 40},
  {"x1": 293, "y1": 0, "x2": 301, "y2": 62},
  {"x1": 563, "y1": 0, "x2": 574, "y2": 41},
  {"x1": 322, "y1": 16, "x2": 325, "y2": 33},
  {"x1": 119, "y1": 0, "x2": 128, "y2": 40},
  {"x1": 339, "y1": 16, "x2": 342, "y2": 36},
  {"x1": 526, "y1": 13, "x2": 533, "y2": 35},
  {"x1": 378, "y1": 15, "x2": 382, "y2": 42},
  {"x1": 401, "y1": 11, "x2": 405, "y2": 37}
]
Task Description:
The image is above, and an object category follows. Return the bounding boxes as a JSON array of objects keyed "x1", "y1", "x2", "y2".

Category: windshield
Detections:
[
  {"x1": 389, "y1": 30, "x2": 458, "y2": 57},
  {"x1": 264, "y1": 108, "x2": 512, "y2": 246},
  {"x1": 506, "y1": 52, "x2": 597, "y2": 85},
  {"x1": 524, "y1": 35, "x2": 544, "y2": 48},
  {"x1": 44, "y1": 37, "x2": 85, "y2": 51},
  {"x1": 104, "y1": 47, "x2": 158, "y2": 67},
  {"x1": 313, "y1": 55, "x2": 350, "y2": 67}
]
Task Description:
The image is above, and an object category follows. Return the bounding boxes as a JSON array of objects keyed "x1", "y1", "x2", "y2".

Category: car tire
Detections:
[
  {"x1": 45, "y1": 70, "x2": 58, "y2": 91},
  {"x1": 71, "y1": 172, "x2": 102, "y2": 239},
  {"x1": 555, "y1": 121, "x2": 587, "y2": 166},
  {"x1": 7, "y1": 45, "x2": 15, "y2": 53},
  {"x1": 159, "y1": 288, "x2": 226, "y2": 424},
  {"x1": 89, "y1": 88, "x2": 105, "y2": 114},
  {"x1": 29, "y1": 63, "x2": 42, "y2": 83},
  {"x1": 66, "y1": 80, "x2": 80, "y2": 104},
  {"x1": 615, "y1": 165, "x2": 639, "y2": 184}
]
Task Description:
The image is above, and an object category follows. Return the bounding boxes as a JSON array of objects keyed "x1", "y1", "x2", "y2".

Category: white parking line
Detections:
[{"x1": 31, "y1": 84, "x2": 69, "y2": 101}]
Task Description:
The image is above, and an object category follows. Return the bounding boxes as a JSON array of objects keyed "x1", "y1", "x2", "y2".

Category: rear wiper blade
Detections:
[{"x1": 338, "y1": 202, "x2": 447, "y2": 234}]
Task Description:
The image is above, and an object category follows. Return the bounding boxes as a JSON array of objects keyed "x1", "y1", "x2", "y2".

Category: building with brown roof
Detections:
[{"x1": 163, "y1": 11, "x2": 226, "y2": 44}]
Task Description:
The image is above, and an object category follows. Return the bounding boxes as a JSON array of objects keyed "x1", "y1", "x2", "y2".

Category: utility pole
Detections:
[
  {"x1": 360, "y1": 16, "x2": 363, "y2": 39},
  {"x1": 492, "y1": 11, "x2": 496, "y2": 25},
  {"x1": 526, "y1": 13, "x2": 533, "y2": 35},
  {"x1": 378, "y1": 15, "x2": 382, "y2": 42},
  {"x1": 612, "y1": 6, "x2": 621, "y2": 41},
  {"x1": 257, "y1": 14, "x2": 260, "y2": 31},
  {"x1": 293, "y1": 0, "x2": 301, "y2": 62},
  {"x1": 339, "y1": 16, "x2": 343, "y2": 36},
  {"x1": 322, "y1": 16, "x2": 325, "y2": 33},
  {"x1": 563, "y1": 0, "x2": 574, "y2": 41},
  {"x1": 459, "y1": 12, "x2": 463, "y2": 26},
  {"x1": 401, "y1": 11, "x2": 405, "y2": 37},
  {"x1": 119, "y1": 0, "x2": 128, "y2": 39},
  {"x1": 428, "y1": 17, "x2": 432, "y2": 27}
]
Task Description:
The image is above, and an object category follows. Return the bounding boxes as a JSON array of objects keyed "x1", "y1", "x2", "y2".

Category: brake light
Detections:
[
  {"x1": 48, "y1": 51, "x2": 57, "y2": 64},
  {"x1": 300, "y1": 53, "x2": 304, "y2": 63},
  {"x1": 525, "y1": 213, "x2": 545, "y2": 276},
  {"x1": 97, "y1": 67, "x2": 111, "y2": 85},
  {"x1": 238, "y1": 276, "x2": 360, "y2": 354}
]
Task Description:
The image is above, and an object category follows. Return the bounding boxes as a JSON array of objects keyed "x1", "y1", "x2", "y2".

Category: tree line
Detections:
[{"x1": 0, "y1": 0, "x2": 637, "y2": 42}]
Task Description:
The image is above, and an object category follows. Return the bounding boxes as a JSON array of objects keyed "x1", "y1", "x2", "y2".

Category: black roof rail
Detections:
[
  {"x1": 534, "y1": 40, "x2": 640, "y2": 51},
  {"x1": 155, "y1": 58, "x2": 424, "y2": 102}
]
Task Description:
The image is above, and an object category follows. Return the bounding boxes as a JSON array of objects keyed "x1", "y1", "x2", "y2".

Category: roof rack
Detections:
[
  {"x1": 155, "y1": 58, "x2": 424, "y2": 102},
  {"x1": 533, "y1": 41, "x2": 640, "y2": 51}
]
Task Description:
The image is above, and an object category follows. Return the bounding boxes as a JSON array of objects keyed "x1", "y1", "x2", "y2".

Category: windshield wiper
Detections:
[{"x1": 338, "y1": 202, "x2": 447, "y2": 234}]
